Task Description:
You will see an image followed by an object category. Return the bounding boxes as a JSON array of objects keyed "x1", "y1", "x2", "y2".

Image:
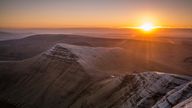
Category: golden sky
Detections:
[{"x1": 0, "y1": 0, "x2": 192, "y2": 28}]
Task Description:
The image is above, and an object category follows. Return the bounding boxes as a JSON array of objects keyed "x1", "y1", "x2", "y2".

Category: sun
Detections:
[{"x1": 139, "y1": 22, "x2": 156, "y2": 31}]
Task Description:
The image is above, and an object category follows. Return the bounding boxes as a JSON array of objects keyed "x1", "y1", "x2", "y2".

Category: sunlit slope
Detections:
[
  {"x1": 45, "y1": 43, "x2": 149, "y2": 74},
  {"x1": 118, "y1": 38, "x2": 192, "y2": 75},
  {"x1": 0, "y1": 42, "x2": 150, "y2": 75}
]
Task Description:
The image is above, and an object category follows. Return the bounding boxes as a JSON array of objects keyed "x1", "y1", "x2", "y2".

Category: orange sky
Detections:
[{"x1": 0, "y1": 0, "x2": 192, "y2": 28}]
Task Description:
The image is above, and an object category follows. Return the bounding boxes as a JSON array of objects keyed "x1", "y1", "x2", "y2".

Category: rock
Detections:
[{"x1": 152, "y1": 81, "x2": 192, "y2": 108}]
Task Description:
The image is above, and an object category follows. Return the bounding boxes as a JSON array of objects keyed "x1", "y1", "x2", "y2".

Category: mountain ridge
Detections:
[{"x1": 0, "y1": 43, "x2": 191, "y2": 108}]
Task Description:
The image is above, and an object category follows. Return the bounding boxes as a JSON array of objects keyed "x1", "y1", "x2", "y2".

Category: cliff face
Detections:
[{"x1": 0, "y1": 43, "x2": 191, "y2": 108}]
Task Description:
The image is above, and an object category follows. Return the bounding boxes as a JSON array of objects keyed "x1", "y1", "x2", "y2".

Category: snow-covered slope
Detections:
[
  {"x1": 0, "y1": 43, "x2": 191, "y2": 108},
  {"x1": 44, "y1": 43, "x2": 144, "y2": 74}
]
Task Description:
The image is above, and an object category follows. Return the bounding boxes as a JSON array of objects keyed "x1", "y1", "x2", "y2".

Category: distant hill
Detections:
[
  {"x1": 0, "y1": 31, "x2": 32, "y2": 41},
  {"x1": 0, "y1": 34, "x2": 124, "y2": 60}
]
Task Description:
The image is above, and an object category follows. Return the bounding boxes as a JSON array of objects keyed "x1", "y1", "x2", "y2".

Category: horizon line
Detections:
[{"x1": 0, "y1": 26, "x2": 192, "y2": 30}]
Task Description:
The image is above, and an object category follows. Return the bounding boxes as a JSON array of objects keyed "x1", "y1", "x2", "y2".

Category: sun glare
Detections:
[{"x1": 139, "y1": 22, "x2": 155, "y2": 31}]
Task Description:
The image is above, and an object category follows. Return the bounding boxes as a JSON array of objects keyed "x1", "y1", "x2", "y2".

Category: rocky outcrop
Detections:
[
  {"x1": 152, "y1": 80, "x2": 192, "y2": 108},
  {"x1": 68, "y1": 72, "x2": 191, "y2": 108},
  {"x1": 44, "y1": 44, "x2": 79, "y2": 63},
  {"x1": 0, "y1": 43, "x2": 191, "y2": 108}
]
